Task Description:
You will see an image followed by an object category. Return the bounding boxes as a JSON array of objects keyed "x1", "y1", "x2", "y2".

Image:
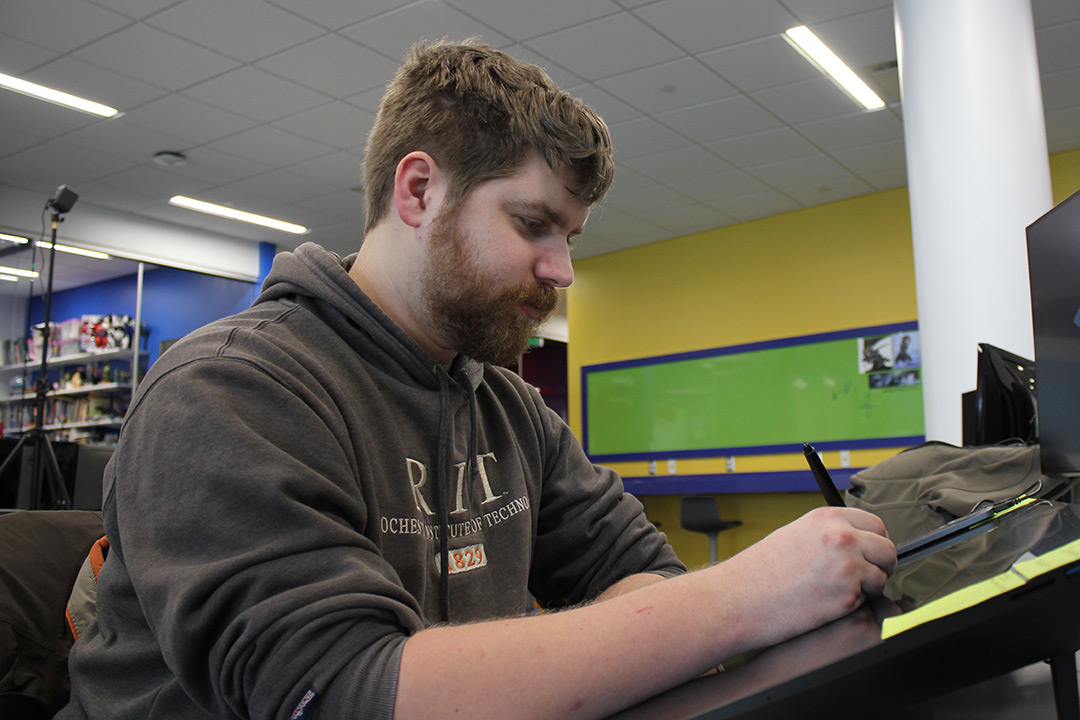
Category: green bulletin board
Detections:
[{"x1": 583, "y1": 323, "x2": 925, "y2": 460}]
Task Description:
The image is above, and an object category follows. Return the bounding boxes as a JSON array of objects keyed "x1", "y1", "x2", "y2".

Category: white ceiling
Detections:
[{"x1": 1, "y1": 0, "x2": 1079, "y2": 276}]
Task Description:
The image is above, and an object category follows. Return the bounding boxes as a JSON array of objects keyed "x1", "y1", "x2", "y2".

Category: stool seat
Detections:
[{"x1": 680, "y1": 496, "x2": 742, "y2": 564}]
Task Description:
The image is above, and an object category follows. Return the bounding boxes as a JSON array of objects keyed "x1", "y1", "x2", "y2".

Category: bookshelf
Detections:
[{"x1": 1, "y1": 347, "x2": 144, "y2": 443}]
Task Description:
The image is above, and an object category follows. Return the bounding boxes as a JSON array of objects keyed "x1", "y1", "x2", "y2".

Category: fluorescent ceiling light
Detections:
[
  {"x1": 0, "y1": 233, "x2": 30, "y2": 245},
  {"x1": 0, "y1": 274, "x2": 19, "y2": 283},
  {"x1": 0, "y1": 72, "x2": 119, "y2": 118},
  {"x1": 0, "y1": 266, "x2": 39, "y2": 279},
  {"x1": 37, "y1": 241, "x2": 110, "y2": 260},
  {"x1": 784, "y1": 26, "x2": 885, "y2": 111},
  {"x1": 169, "y1": 196, "x2": 308, "y2": 235}
]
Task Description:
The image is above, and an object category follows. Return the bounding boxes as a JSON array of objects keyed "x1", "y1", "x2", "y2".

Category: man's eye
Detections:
[{"x1": 518, "y1": 217, "x2": 544, "y2": 234}]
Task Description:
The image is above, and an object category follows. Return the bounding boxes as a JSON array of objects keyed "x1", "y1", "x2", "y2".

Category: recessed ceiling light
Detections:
[
  {"x1": 169, "y1": 196, "x2": 308, "y2": 235},
  {"x1": 0, "y1": 266, "x2": 39, "y2": 279},
  {"x1": 37, "y1": 241, "x2": 110, "y2": 260},
  {"x1": 0, "y1": 71, "x2": 119, "y2": 118},
  {"x1": 784, "y1": 26, "x2": 885, "y2": 111}
]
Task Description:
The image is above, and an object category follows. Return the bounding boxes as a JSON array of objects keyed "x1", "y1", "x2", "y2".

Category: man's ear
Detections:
[{"x1": 394, "y1": 151, "x2": 441, "y2": 228}]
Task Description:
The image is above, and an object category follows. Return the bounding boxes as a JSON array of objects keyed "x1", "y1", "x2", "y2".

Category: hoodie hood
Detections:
[{"x1": 256, "y1": 242, "x2": 483, "y2": 394}]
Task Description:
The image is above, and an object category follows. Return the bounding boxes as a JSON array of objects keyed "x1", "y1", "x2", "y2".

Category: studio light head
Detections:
[{"x1": 47, "y1": 184, "x2": 78, "y2": 214}]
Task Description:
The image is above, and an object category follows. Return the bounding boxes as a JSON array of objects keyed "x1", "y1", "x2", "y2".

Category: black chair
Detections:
[{"x1": 680, "y1": 496, "x2": 742, "y2": 565}]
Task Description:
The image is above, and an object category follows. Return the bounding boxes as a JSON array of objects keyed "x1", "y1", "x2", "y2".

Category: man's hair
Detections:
[{"x1": 362, "y1": 39, "x2": 614, "y2": 233}]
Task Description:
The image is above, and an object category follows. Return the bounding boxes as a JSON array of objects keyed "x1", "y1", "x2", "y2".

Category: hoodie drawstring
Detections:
[
  {"x1": 434, "y1": 365, "x2": 482, "y2": 624},
  {"x1": 435, "y1": 367, "x2": 452, "y2": 623}
]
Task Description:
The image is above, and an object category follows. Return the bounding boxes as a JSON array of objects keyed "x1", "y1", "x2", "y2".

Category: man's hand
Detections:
[{"x1": 713, "y1": 506, "x2": 897, "y2": 648}]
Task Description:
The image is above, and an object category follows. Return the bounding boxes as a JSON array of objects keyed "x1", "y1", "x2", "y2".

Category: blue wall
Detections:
[{"x1": 31, "y1": 265, "x2": 256, "y2": 369}]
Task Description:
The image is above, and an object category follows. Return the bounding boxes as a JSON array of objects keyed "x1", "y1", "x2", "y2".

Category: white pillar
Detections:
[{"x1": 895, "y1": 0, "x2": 1052, "y2": 444}]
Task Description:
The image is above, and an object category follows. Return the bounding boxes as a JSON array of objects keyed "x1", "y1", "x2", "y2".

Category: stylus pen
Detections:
[{"x1": 803, "y1": 443, "x2": 846, "y2": 507}]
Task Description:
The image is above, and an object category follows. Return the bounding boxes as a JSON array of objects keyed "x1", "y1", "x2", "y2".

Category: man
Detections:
[{"x1": 62, "y1": 40, "x2": 895, "y2": 720}]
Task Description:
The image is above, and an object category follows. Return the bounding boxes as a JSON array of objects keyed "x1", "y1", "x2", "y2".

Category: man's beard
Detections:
[{"x1": 420, "y1": 207, "x2": 559, "y2": 366}]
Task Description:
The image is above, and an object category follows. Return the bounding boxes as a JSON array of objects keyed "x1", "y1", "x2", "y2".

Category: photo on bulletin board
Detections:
[
  {"x1": 870, "y1": 369, "x2": 921, "y2": 388},
  {"x1": 858, "y1": 334, "x2": 894, "y2": 373},
  {"x1": 892, "y1": 331, "x2": 921, "y2": 369}
]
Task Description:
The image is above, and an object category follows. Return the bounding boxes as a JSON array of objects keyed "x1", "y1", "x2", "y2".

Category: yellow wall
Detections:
[{"x1": 568, "y1": 148, "x2": 1080, "y2": 570}]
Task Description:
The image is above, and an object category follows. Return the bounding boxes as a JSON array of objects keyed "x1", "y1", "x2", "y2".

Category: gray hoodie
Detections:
[{"x1": 62, "y1": 243, "x2": 683, "y2": 720}]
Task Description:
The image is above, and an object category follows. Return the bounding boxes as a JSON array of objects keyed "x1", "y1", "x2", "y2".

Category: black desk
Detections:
[{"x1": 614, "y1": 500, "x2": 1080, "y2": 720}]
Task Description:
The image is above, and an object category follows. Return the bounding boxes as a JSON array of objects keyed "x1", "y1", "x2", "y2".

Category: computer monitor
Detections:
[
  {"x1": 967, "y1": 343, "x2": 1037, "y2": 446},
  {"x1": 1027, "y1": 188, "x2": 1080, "y2": 477}
]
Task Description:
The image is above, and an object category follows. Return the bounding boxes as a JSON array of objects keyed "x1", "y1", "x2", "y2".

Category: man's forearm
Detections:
[
  {"x1": 394, "y1": 568, "x2": 741, "y2": 720},
  {"x1": 392, "y1": 507, "x2": 896, "y2": 720}
]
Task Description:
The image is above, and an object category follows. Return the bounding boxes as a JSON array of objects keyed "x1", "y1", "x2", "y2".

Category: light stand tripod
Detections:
[{"x1": 0, "y1": 185, "x2": 79, "y2": 509}]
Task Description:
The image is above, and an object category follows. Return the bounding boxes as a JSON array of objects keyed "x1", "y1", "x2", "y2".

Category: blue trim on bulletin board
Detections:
[
  {"x1": 591, "y1": 435, "x2": 925, "y2": 464},
  {"x1": 622, "y1": 467, "x2": 862, "y2": 496},
  {"x1": 581, "y1": 321, "x2": 922, "y2": 464}
]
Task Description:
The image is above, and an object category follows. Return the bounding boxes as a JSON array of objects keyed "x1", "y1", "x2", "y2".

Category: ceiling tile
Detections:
[
  {"x1": 340, "y1": 1, "x2": 512, "y2": 64},
  {"x1": 570, "y1": 236, "x2": 623, "y2": 260},
  {"x1": 1036, "y1": 21, "x2": 1080, "y2": 75},
  {"x1": 638, "y1": 202, "x2": 736, "y2": 235},
  {"x1": 501, "y1": 44, "x2": 586, "y2": 90},
  {"x1": 815, "y1": 7, "x2": 897, "y2": 68},
  {"x1": 656, "y1": 95, "x2": 783, "y2": 144},
  {"x1": 83, "y1": 0, "x2": 185, "y2": 20},
  {"x1": 1042, "y1": 68, "x2": 1080, "y2": 111},
  {"x1": 0, "y1": 91, "x2": 101, "y2": 144},
  {"x1": 606, "y1": 164, "x2": 655, "y2": 193},
  {"x1": 583, "y1": 205, "x2": 667, "y2": 244},
  {"x1": 780, "y1": 0, "x2": 892, "y2": 24},
  {"x1": 167, "y1": 146, "x2": 271, "y2": 185},
  {"x1": 0, "y1": 33, "x2": 59, "y2": 74},
  {"x1": 147, "y1": 0, "x2": 325, "y2": 63},
  {"x1": 271, "y1": 102, "x2": 375, "y2": 151},
  {"x1": 63, "y1": 120, "x2": 189, "y2": 165},
  {"x1": 256, "y1": 34, "x2": 399, "y2": 98},
  {"x1": 710, "y1": 190, "x2": 801, "y2": 222},
  {"x1": 1032, "y1": 0, "x2": 1080, "y2": 27},
  {"x1": 747, "y1": 153, "x2": 855, "y2": 190},
  {"x1": 751, "y1": 75, "x2": 861, "y2": 124},
  {"x1": 602, "y1": 183, "x2": 697, "y2": 215},
  {"x1": 607, "y1": 116, "x2": 693, "y2": 160},
  {"x1": 444, "y1": 0, "x2": 622, "y2": 39},
  {"x1": 633, "y1": 0, "x2": 798, "y2": 54},
  {"x1": 621, "y1": 146, "x2": 732, "y2": 183},
  {"x1": 524, "y1": 13, "x2": 684, "y2": 80},
  {"x1": 830, "y1": 139, "x2": 907, "y2": 179},
  {"x1": 1, "y1": 139, "x2": 134, "y2": 192},
  {"x1": 181, "y1": 67, "x2": 331, "y2": 122},
  {"x1": 667, "y1": 168, "x2": 771, "y2": 203},
  {"x1": 214, "y1": 169, "x2": 337, "y2": 204},
  {"x1": 288, "y1": 151, "x2": 365, "y2": 189},
  {"x1": 264, "y1": 0, "x2": 407, "y2": 30},
  {"x1": 292, "y1": 189, "x2": 365, "y2": 222},
  {"x1": 595, "y1": 57, "x2": 738, "y2": 115},
  {"x1": 783, "y1": 176, "x2": 876, "y2": 206},
  {"x1": 25, "y1": 56, "x2": 167, "y2": 112},
  {"x1": 73, "y1": 179, "x2": 163, "y2": 211},
  {"x1": 795, "y1": 108, "x2": 903, "y2": 151},
  {"x1": 73, "y1": 24, "x2": 241, "y2": 91},
  {"x1": 699, "y1": 36, "x2": 819, "y2": 92},
  {"x1": 706, "y1": 127, "x2": 819, "y2": 166},
  {"x1": 567, "y1": 84, "x2": 643, "y2": 125},
  {"x1": 89, "y1": 164, "x2": 215, "y2": 202},
  {"x1": 343, "y1": 86, "x2": 388, "y2": 115},
  {"x1": 0, "y1": 126, "x2": 41, "y2": 157},
  {"x1": 0, "y1": 0, "x2": 130, "y2": 53},
  {"x1": 1045, "y1": 105, "x2": 1080, "y2": 153},
  {"x1": 120, "y1": 95, "x2": 257, "y2": 146},
  {"x1": 208, "y1": 126, "x2": 335, "y2": 167}
]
